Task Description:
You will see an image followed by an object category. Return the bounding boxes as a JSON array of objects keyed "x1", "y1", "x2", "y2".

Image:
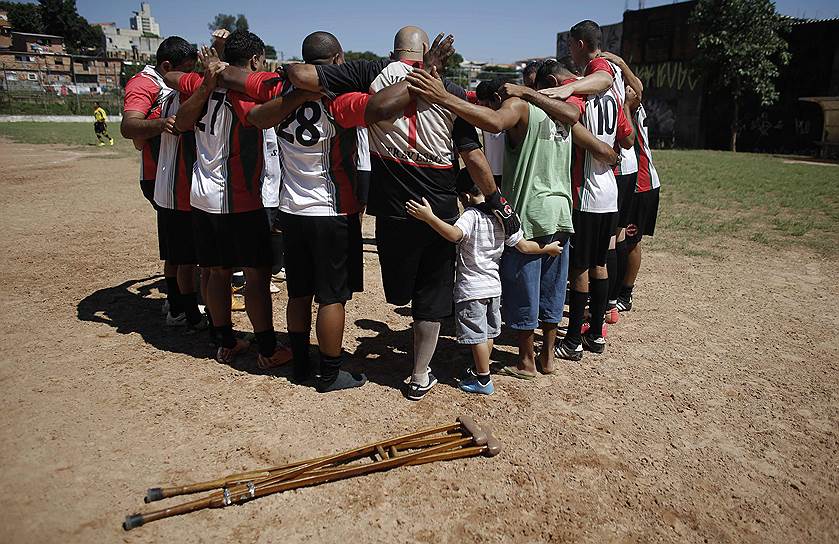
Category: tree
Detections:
[
  {"x1": 208, "y1": 13, "x2": 249, "y2": 33},
  {"x1": 344, "y1": 50, "x2": 386, "y2": 62},
  {"x1": 690, "y1": 0, "x2": 791, "y2": 151},
  {"x1": 264, "y1": 45, "x2": 277, "y2": 60},
  {"x1": 38, "y1": 0, "x2": 102, "y2": 54},
  {"x1": 0, "y1": 1, "x2": 45, "y2": 33}
]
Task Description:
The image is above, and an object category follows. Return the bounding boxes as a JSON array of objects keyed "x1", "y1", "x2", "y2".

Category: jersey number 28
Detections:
[{"x1": 278, "y1": 101, "x2": 321, "y2": 147}]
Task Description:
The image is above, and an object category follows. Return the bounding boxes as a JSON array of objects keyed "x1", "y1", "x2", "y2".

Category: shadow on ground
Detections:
[{"x1": 76, "y1": 275, "x2": 288, "y2": 376}]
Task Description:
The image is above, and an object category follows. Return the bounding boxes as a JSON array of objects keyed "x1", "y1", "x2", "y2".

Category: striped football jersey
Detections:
[
  {"x1": 153, "y1": 91, "x2": 196, "y2": 211},
  {"x1": 634, "y1": 104, "x2": 661, "y2": 192}
]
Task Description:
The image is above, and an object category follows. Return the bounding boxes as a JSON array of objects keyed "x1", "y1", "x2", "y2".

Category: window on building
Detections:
[
  {"x1": 55, "y1": 57, "x2": 64, "y2": 65},
  {"x1": 27, "y1": 72, "x2": 37, "y2": 80}
]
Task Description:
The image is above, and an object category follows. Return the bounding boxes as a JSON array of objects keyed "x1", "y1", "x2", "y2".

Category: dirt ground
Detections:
[{"x1": 0, "y1": 139, "x2": 837, "y2": 544}]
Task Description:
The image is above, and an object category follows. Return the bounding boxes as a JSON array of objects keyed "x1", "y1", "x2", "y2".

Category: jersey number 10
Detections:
[{"x1": 592, "y1": 94, "x2": 618, "y2": 136}]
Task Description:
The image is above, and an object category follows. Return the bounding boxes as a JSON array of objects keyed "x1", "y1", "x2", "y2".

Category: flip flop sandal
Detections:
[{"x1": 497, "y1": 366, "x2": 538, "y2": 380}]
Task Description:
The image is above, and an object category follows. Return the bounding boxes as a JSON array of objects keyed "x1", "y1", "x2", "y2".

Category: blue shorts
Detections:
[{"x1": 500, "y1": 234, "x2": 570, "y2": 330}]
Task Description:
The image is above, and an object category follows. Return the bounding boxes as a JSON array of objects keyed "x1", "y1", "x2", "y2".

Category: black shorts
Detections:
[
  {"x1": 616, "y1": 172, "x2": 637, "y2": 229},
  {"x1": 625, "y1": 188, "x2": 660, "y2": 245},
  {"x1": 94, "y1": 121, "x2": 107, "y2": 134},
  {"x1": 140, "y1": 180, "x2": 157, "y2": 208},
  {"x1": 376, "y1": 217, "x2": 455, "y2": 321},
  {"x1": 279, "y1": 212, "x2": 363, "y2": 305},
  {"x1": 191, "y1": 207, "x2": 272, "y2": 268},
  {"x1": 569, "y1": 210, "x2": 618, "y2": 270},
  {"x1": 157, "y1": 208, "x2": 197, "y2": 265}
]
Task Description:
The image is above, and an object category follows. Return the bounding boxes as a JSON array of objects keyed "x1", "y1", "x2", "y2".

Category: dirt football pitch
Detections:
[{"x1": 0, "y1": 136, "x2": 837, "y2": 543}]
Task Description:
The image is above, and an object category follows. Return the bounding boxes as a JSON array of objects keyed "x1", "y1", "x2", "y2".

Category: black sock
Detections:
[
  {"x1": 565, "y1": 290, "x2": 588, "y2": 347},
  {"x1": 613, "y1": 240, "x2": 628, "y2": 300},
  {"x1": 620, "y1": 284, "x2": 634, "y2": 299},
  {"x1": 214, "y1": 325, "x2": 235, "y2": 349},
  {"x1": 606, "y1": 248, "x2": 617, "y2": 305},
  {"x1": 180, "y1": 292, "x2": 202, "y2": 325},
  {"x1": 254, "y1": 330, "x2": 277, "y2": 357},
  {"x1": 477, "y1": 372, "x2": 491, "y2": 386},
  {"x1": 588, "y1": 278, "x2": 609, "y2": 338},
  {"x1": 289, "y1": 332, "x2": 311, "y2": 382},
  {"x1": 165, "y1": 277, "x2": 182, "y2": 315},
  {"x1": 317, "y1": 352, "x2": 366, "y2": 393}
]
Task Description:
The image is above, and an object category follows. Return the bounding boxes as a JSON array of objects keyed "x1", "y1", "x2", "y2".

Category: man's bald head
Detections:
[
  {"x1": 302, "y1": 31, "x2": 343, "y2": 65},
  {"x1": 392, "y1": 26, "x2": 429, "y2": 61}
]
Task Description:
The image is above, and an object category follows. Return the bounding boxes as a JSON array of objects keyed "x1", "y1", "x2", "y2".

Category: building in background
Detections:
[
  {"x1": 97, "y1": 2, "x2": 163, "y2": 62},
  {"x1": 557, "y1": 1, "x2": 839, "y2": 155},
  {"x1": 1, "y1": 30, "x2": 123, "y2": 94},
  {"x1": 130, "y1": 2, "x2": 160, "y2": 37},
  {"x1": 0, "y1": 10, "x2": 12, "y2": 50}
]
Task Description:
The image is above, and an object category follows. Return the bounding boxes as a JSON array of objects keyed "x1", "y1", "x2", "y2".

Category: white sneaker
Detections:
[
  {"x1": 272, "y1": 268, "x2": 286, "y2": 282},
  {"x1": 269, "y1": 282, "x2": 280, "y2": 293},
  {"x1": 165, "y1": 312, "x2": 187, "y2": 327}
]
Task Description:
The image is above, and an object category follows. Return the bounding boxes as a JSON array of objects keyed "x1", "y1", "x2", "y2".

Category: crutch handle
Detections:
[
  {"x1": 483, "y1": 426, "x2": 502, "y2": 457},
  {"x1": 144, "y1": 488, "x2": 164, "y2": 503},
  {"x1": 456, "y1": 415, "x2": 487, "y2": 446}
]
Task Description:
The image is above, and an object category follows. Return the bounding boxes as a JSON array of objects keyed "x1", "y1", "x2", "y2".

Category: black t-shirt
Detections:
[{"x1": 316, "y1": 60, "x2": 481, "y2": 221}]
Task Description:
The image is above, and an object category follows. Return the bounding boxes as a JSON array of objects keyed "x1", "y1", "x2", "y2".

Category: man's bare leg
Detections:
[
  {"x1": 316, "y1": 303, "x2": 345, "y2": 358},
  {"x1": 539, "y1": 322, "x2": 558, "y2": 373},
  {"x1": 515, "y1": 329, "x2": 538, "y2": 376}
]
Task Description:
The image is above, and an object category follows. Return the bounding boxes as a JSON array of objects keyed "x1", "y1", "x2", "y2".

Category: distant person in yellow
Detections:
[{"x1": 93, "y1": 102, "x2": 114, "y2": 146}]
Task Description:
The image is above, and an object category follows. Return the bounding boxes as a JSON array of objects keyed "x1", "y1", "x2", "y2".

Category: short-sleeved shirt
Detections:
[
  {"x1": 565, "y1": 70, "x2": 633, "y2": 213},
  {"x1": 124, "y1": 65, "x2": 174, "y2": 184},
  {"x1": 152, "y1": 90, "x2": 197, "y2": 211},
  {"x1": 315, "y1": 59, "x2": 482, "y2": 221},
  {"x1": 454, "y1": 207, "x2": 523, "y2": 303},
  {"x1": 634, "y1": 104, "x2": 661, "y2": 192},
  {"x1": 243, "y1": 71, "x2": 370, "y2": 216},
  {"x1": 178, "y1": 72, "x2": 265, "y2": 214}
]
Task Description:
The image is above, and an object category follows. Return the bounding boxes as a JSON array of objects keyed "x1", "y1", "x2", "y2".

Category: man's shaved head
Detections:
[
  {"x1": 393, "y1": 26, "x2": 429, "y2": 60},
  {"x1": 302, "y1": 31, "x2": 343, "y2": 65}
]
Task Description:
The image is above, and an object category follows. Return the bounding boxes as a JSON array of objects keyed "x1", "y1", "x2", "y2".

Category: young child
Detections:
[{"x1": 406, "y1": 173, "x2": 562, "y2": 395}]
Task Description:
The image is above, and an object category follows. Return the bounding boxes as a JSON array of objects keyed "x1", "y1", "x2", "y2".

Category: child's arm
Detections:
[
  {"x1": 514, "y1": 238, "x2": 563, "y2": 256},
  {"x1": 406, "y1": 197, "x2": 464, "y2": 243}
]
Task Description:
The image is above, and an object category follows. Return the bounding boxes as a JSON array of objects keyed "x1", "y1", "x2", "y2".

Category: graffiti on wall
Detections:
[
  {"x1": 643, "y1": 98, "x2": 677, "y2": 147},
  {"x1": 635, "y1": 61, "x2": 700, "y2": 91}
]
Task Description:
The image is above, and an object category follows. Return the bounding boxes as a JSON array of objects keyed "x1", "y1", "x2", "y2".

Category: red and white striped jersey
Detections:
[
  {"x1": 569, "y1": 60, "x2": 633, "y2": 213},
  {"x1": 242, "y1": 71, "x2": 368, "y2": 216},
  {"x1": 634, "y1": 104, "x2": 661, "y2": 192},
  {"x1": 179, "y1": 73, "x2": 264, "y2": 214},
  {"x1": 261, "y1": 128, "x2": 280, "y2": 208},
  {"x1": 153, "y1": 91, "x2": 197, "y2": 211},
  {"x1": 610, "y1": 67, "x2": 639, "y2": 176},
  {"x1": 124, "y1": 65, "x2": 174, "y2": 184}
]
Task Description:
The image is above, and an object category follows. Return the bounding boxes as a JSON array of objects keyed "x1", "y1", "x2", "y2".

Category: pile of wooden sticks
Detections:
[{"x1": 123, "y1": 416, "x2": 501, "y2": 531}]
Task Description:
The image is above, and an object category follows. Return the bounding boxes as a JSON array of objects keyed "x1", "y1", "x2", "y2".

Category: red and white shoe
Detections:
[
  {"x1": 605, "y1": 306, "x2": 620, "y2": 325},
  {"x1": 580, "y1": 322, "x2": 608, "y2": 338}
]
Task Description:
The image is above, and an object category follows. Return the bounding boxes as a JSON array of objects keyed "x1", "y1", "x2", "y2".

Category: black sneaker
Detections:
[
  {"x1": 404, "y1": 373, "x2": 438, "y2": 401},
  {"x1": 582, "y1": 334, "x2": 606, "y2": 354},
  {"x1": 616, "y1": 295, "x2": 633, "y2": 312},
  {"x1": 555, "y1": 340, "x2": 583, "y2": 361}
]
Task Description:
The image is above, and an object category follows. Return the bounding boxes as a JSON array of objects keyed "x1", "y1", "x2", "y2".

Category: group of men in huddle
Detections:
[{"x1": 120, "y1": 19, "x2": 660, "y2": 399}]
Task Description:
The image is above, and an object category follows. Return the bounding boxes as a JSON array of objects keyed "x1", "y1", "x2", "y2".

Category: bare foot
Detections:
[{"x1": 538, "y1": 350, "x2": 557, "y2": 374}]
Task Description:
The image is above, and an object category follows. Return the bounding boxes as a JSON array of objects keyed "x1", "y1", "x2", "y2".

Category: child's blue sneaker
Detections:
[{"x1": 459, "y1": 376, "x2": 494, "y2": 395}]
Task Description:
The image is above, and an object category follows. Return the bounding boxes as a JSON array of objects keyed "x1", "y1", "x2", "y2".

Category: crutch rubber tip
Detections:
[
  {"x1": 457, "y1": 415, "x2": 488, "y2": 446},
  {"x1": 123, "y1": 514, "x2": 144, "y2": 531},
  {"x1": 483, "y1": 428, "x2": 502, "y2": 457},
  {"x1": 144, "y1": 487, "x2": 164, "y2": 503}
]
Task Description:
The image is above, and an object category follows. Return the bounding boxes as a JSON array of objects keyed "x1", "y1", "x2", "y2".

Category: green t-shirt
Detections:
[{"x1": 502, "y1": 102, "x2": 574, "y2": 240}]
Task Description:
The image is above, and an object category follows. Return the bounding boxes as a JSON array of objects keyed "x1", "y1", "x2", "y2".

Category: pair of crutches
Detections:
[{"x1": 123, "y1": 416, "x2": 501, "y2": 531}]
